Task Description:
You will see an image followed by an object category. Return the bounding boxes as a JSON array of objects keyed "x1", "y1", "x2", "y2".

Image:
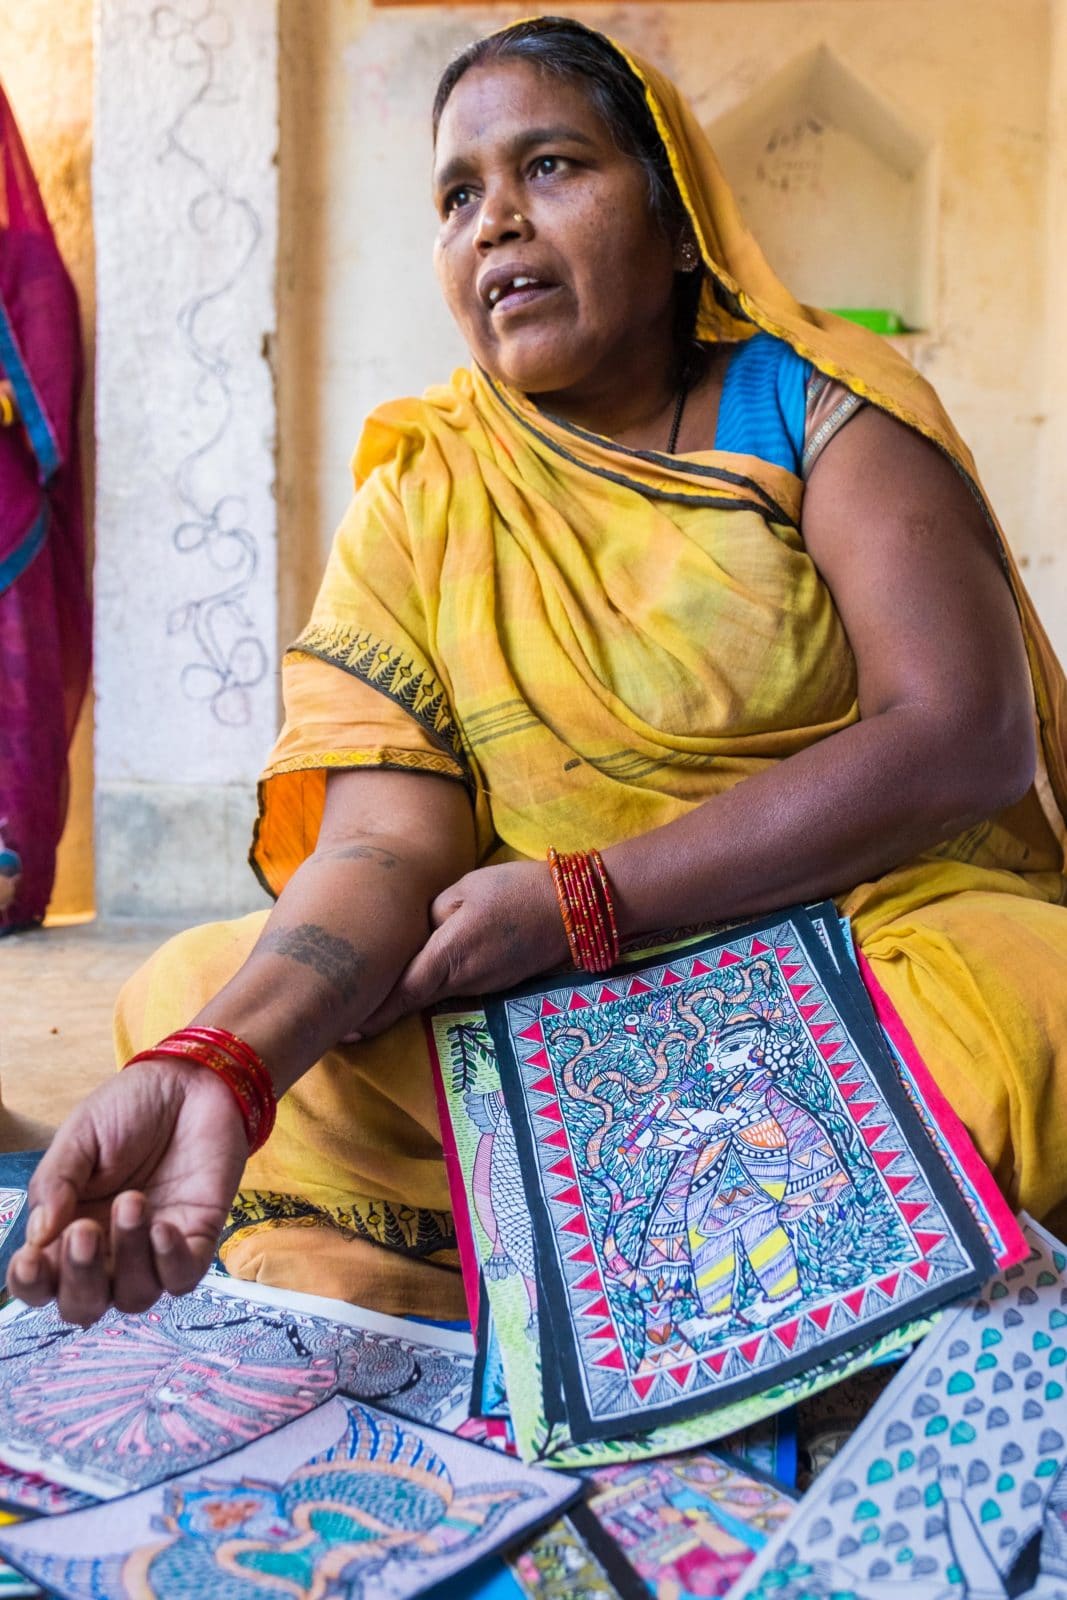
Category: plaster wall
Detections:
[
  {"x1": 0, "y1": 0, "x2": 95, "y2": 917},
  {"x1": 279, "y1": 0, "x2": 1066, "y2": 660},
  {"x1": 1035, "y1": 0, "x2": 1067, "y2": 643},
  {"x1": 93, "y1": 0, "x2": 280, "y2": 919}
]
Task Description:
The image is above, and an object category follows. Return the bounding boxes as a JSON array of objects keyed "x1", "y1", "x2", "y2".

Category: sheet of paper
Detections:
[
  {"x1": 431, "y1": 1005, "x2": 931, "y2": 1467},
  {"x1": 436, "y1": 1513, "x2": 624, "y2": 1599},
  {"x1": 0, "y1": 1152, "x2": 42, "y2": 1291},
  {"x1": 575, "y1": 1448, "x2": 797, "y2": 1600},
  {"x1": 732, "y1": 1215, "x2": 1067, "y2": 1600},
  {"x1": 808, "y1": 906, "x2": 1025, "y2": 1272},
  {"x1": 489, "y1": 909, "x2": 991, "y2": 1442},
  {"x1": 471, "y1": 1280, "x2": 511, "y2": 1420},
  {"x1": 0, "y1": 1394, "x2": 582, "y2": 1600},
  {"x1": 0, "y1": 1270, "x2": 474, "y2": 1497},
  {"x1": 724, "y1": 1411, "x2": 799, "y2": 1488},
  {"x1": 0, "y1": 1458, "x2": 95, "y2": 1518},
  {"x1": 0, "y1": 1510, "x2": 39, "y2": 1599}
]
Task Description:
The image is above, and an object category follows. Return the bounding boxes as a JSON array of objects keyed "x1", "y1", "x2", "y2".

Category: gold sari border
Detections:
[
  {"x1": 220, "y1": 1187, "x2": 459, "y2": 1263},
  {"x1": 290, "y1": 623, "x2": 469, "y2": 771}
]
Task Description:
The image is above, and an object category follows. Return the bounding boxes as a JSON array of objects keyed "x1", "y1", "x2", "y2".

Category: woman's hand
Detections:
[
  {"x1": 358, "y1": 860, "x2": 569, "y2": 1035},
  {"x1": 6, "y1": 1059, "x2": 248, "y2": 1327}
]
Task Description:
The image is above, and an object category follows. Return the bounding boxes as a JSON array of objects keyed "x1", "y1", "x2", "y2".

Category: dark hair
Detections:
[{"x1": 432, "y1": 16, "x2": 687, "y2": 242}]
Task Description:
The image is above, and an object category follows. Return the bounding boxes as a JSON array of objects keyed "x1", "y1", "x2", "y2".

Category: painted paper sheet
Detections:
[
  {"x1": 733, "y1": 1216, "x2": 1067, "y2": 1600},
  {"x1": 0, "y1": 1395, "x2": 582, "y2": 1600},
  {"x1": 0, "y1": 1458, "x2": 95, "y2": 1518},
  {"x1": 472, "y1": 1281, "x2": 510, "y2": 1420},
  {"x1": 0, "y1": 1511, "x2": 37, "y2": 1600},
  {"x1": 0, "y1": 1271, "x2": 473, "y2": 1497},
  {"x1": 724, "y1": 1412, "x2": 799, "y2": 1488},
  {"x1": 490, "y1": 910, "x2": 991, "y2": 1441},
  {"x1": 437, "y1": 1515, "x2": 623, "y2": 1599},
  {"x1": 431, "y1": 1005, "x2": 931, "y2": 1468},
  {"x1": 577, "y1": 1450, "x2": 797, "y2": 1600},
  {"x1": 0, "y1": 1152, "x2": 41, "y2": 1291},
  {"x1": 806, "y1": 905, "x2": 1025, "y2": 1271}
]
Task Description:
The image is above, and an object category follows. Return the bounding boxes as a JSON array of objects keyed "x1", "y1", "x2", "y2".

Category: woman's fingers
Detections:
[
  {"x1": 55, "y1": 1220, "x2": 111, "y2": 1328},
  {"x1": 25, "y1": 1119, "x2": 99, "y2": 1250},
  {"x1": 149, "y1": 1221, "x2": 216, "y2": 1299},
  {"x1": 110, "y1": 1192, "x2": 163, "y2": 1315},
  {"x1": 6, "y1": 1243, "x2": 58, "y2": 1306},
  {"x1": 360, "y1": 933, "x2": 455, "y2": 1037}
]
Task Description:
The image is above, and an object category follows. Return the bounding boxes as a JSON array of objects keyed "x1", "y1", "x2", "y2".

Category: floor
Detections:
[{"x1": 0, "y1": 920, "x2": 178, "y2": 1151}]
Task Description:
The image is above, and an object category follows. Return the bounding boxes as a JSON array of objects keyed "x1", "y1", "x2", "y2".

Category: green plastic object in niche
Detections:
[{"x1": 831, "y1": 309, "x2": 908, "y2": 335}]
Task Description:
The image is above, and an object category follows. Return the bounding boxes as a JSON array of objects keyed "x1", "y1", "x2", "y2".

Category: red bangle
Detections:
[
  {"x1": 546, "y1": 847, "x2": 621, "y2": 974},
  {"x1": 589, "y1": 850, "x2": 620, "y2": 959},
  {"x1": 178, "y1": 1026, "x2": 274, "y2": 1103},
  {"x1": 124, "y1": 1027, "x2": 276, "y2": 1154}
]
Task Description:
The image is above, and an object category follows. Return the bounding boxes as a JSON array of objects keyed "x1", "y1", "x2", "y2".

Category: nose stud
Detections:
[{"x1": 513, "y1": 212, "x2": 525, "y2": 223}]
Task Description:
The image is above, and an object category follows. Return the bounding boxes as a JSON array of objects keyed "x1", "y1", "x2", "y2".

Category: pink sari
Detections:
[{"x1": 0, "y1": 85, "x2": 90, "y2": 931}]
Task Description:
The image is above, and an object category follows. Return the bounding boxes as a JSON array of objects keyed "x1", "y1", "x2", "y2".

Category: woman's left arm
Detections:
[
  {"x1": 361, "y1": 407, "x2": 1036, "y2": 1026},
  {"x1": 608, "y1": 404, "x2": 1037, "y2": 929}
]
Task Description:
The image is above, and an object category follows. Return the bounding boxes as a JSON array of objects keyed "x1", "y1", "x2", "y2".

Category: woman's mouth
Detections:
[{"x1": 485, "y1": 277, "x2": 560, "y2": 316}]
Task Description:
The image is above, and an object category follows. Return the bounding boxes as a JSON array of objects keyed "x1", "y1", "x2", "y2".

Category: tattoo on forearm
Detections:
[
  {"x1": 310, "y1": 842, "x2": 400, "y2": 870},
  {"x1": 258, "y1": 923, "x2": 368, "y2": 1002}
]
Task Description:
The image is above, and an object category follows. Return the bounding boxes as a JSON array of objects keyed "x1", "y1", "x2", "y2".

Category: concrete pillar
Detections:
[{"x1": 93, "y1": 0, "x2": 279, "y2": 920}]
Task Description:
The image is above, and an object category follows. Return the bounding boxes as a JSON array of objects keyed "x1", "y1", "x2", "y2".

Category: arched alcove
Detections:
[{"x1": 708, "y1": 46, "x2": 934, "y2": 332}]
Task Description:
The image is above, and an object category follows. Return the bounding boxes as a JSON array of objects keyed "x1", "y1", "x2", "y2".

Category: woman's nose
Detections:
[{"x1": 474, "y1": 203, "x2": 532, "y2": 251}]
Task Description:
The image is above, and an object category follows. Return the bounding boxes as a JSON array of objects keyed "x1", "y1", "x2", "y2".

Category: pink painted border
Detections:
[
  {"x1": 857, "y1": 952, "x2": 1027, "y2": 1269},
  {"x1": 426, "y1": 1016, "x2": 482, "y2": 1333}
]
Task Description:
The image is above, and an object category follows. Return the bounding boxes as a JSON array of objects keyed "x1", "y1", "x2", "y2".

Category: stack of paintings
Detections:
[
  {"x1": 430, "y1": 904, "x2": 1026, "y2": 1467},
  {"x1": 0, "y1": 906, "x2": 1060, "y2": 1600}
]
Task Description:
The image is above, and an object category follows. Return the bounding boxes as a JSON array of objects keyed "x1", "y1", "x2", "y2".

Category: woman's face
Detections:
[{"x1": 432, "y1": 59, "x2": 680, "y2": 406}]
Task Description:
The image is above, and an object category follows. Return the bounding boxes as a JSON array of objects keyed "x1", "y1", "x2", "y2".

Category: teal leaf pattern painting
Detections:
[{"x1": 732, "y1": 1218, "x2": 1067, "y2": 1600}]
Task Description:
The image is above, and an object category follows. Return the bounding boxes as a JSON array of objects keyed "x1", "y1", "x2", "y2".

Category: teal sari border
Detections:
[
  {"x1": 0, "y1": 503, "x2": 50, "y2": 597},
  {"x1": 0, "y1": 298, "x2": 60, "y2": 484}
]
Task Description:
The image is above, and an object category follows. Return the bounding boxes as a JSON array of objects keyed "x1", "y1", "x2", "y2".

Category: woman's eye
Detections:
[
  {"x1": 532, "y1": 155, "x2": 563, "y2": 178},
  {"x1": 443, "y1": 186, "x2": 474, "y2": 217}
]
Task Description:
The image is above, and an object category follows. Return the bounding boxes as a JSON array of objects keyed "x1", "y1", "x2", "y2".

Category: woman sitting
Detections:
[{"x1": 10, "y1": 16, "x2": 1067, "y2": 1327}]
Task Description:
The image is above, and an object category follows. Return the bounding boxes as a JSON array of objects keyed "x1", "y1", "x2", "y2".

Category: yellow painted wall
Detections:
[{"x1": 1, "y1": 1, "x2": 95, "y2": 917}]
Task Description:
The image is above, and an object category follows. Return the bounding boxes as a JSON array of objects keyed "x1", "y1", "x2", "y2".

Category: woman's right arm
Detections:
[{"x1": 7, "y1": 766, "x2": 476, "y2": 1325}]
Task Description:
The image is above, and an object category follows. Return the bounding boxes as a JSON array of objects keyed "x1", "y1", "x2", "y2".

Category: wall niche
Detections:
[{"x1": 708, "y1": 46, "x2": 934, "y2": 333}]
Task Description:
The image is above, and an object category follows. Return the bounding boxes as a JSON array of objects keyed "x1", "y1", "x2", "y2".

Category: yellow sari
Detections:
[{"x1": 117, "y1": 32, "x2": 1067, "y2": 1314}]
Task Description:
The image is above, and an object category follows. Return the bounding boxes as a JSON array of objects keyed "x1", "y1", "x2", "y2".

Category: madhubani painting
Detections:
[
  {"x1": 487, "y1": 912, "x2": 992, "y2": 1441},
  {"x1": 0, "y1": 1397, "x2": 581, "y2": 1600},
  {"x1": 806, "y1": 905, "x2": 1024, "y2": 1270},
  {"x1": 577, "y1": 1450, "x2": 797, "y2": 1599},
  {"x1": 432, "y1": 999, "x2": 933, "y2": 1469},
  {"x1": 0, "y1": 1275, "x2": 473, "y2": 1497},
  {"x1": 733, "y1": 1220, "x2": 1067, "y2": 1600}
]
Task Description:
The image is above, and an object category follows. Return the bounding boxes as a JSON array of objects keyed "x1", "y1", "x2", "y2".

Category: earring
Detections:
[{"x1": 677, "y1": 237, "x2": 701, "y2": 273}]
